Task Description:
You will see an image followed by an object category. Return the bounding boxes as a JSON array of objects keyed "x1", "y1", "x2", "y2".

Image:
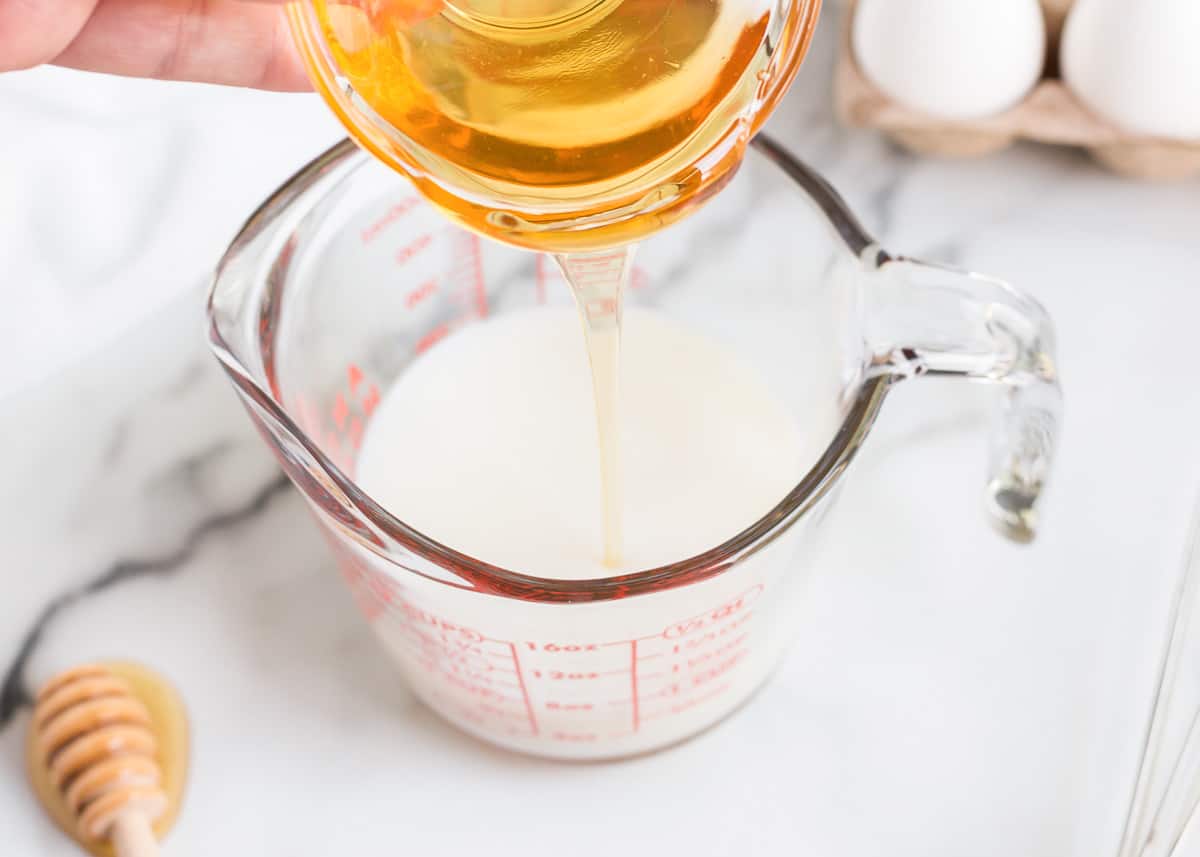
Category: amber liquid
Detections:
[
  {"x1": 306, "y1": 0, "x2": 815, "y2": 567},
  {"x1": 555, "y1": 249, "x2": 635, "y2": 566},
  {"x1": 313, "y1": 0, "x2": 800, "y2": 251}
]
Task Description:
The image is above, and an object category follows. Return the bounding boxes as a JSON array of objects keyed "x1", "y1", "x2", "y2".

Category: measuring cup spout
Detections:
[{"x1": 860, "y1": 255, "x2": 1062, "y2": 543}]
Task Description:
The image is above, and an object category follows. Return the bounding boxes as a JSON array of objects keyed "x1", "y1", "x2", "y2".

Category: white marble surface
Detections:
[{"x1": 3, "y1": 11, "x2": 1200, "y2": 856}]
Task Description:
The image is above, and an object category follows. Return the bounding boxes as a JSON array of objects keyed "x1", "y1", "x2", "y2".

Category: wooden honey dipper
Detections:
[{"x1": 26, "y1": 662, "x2": 189, "y2": 857}]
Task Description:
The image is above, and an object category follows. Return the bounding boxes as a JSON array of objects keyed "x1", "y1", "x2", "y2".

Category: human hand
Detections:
[{"x1": 0, "y1": 0, "x2": 309, "y2": 90}]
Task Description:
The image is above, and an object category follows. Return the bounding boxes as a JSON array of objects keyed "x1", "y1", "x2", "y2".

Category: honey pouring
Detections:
[{"x1": 290, "y1": 0, "x2": 822, "y2": 571}]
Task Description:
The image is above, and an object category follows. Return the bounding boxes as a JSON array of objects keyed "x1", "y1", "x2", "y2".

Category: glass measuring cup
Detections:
[
  {"x1": 207, "y1": 135, "x2": 1061, "y2": 760},
  {"x1": 286, "y1": 0, "x2": 822, "y2": 251}
]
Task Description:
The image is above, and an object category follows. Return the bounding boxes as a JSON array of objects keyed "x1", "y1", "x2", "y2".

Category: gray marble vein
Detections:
[{"x1": 0, "y1": 472, "x2": 289, "y2": 728}]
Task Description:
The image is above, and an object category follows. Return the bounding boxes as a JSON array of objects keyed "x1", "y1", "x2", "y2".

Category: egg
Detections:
[
  {"x1": 1062, "y1": 0, "x2": 1200, "y2": 141},
  {"x1": 853, "y1": 0, "x2": 1047, "y2": 121}
]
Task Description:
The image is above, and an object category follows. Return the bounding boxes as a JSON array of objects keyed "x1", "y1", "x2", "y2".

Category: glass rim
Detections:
[
  {"x1": 207, "y1": 134, "x2": 893, "y2": 603},
  {"x1": 285, "y1": 0, "x2": 824, "y2": 252}
]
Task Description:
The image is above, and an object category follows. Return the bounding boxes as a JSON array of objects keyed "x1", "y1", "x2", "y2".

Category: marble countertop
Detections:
[{"x1": 4, "y1": 11, "x2": 1200, "y2": 856}]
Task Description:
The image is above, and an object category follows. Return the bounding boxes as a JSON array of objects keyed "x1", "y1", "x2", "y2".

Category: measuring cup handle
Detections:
[{"x1": 861, "y1": 253, "x2": 1062, "y2": 543}]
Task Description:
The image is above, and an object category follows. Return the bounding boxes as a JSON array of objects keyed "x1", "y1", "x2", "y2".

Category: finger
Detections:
[
  {"x1": 0, "y1": 0, "x2": 101, "y2": 72},
  {"x1": 53, "y1": 0, "x2": 311, "y2": 91}
]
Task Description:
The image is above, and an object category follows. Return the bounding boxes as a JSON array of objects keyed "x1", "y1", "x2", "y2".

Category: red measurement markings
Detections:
[
  {"x1": 649, "y1": 683, "x2": 682, "y2": 700},
  {"x1": 422, "y1": 642, "x2": 495, "y2": 666},
  {"x1": 397, "y1": 600, "x2": 484, "y2": 642},
  {"x1": 345, "y1": 364, "x2": 380, "y2": 420},
  {"x1": 338, "y1": 563, "x2": 384, "y2": 622},
  {"x1": 530, "y1": 670, "x2": 603, "y2": 680},
  {"x1": 643, "y1": 652, "x2": 747, "y2": 700},
  {"x1": 524, "y1": 642, "x2": 599, "y2": 653},
  {"x1": 662, "y1": 585, "x2": 764, "y2": 639},
  {"x1": 403, "y1": 639, "x2": 485, "y2": 668},
  {"x1": 431, "y1": 660, "x2": 510, "y2": 687},
  {"x1": 395, "y1": 233, "x2": 432, "y2": 266},
  {"x1": 509, "y1": 643, "x2": 540, "y2": 736},
  {"x1": 669, "y1": 612, "x2": 754, "y2": 652},
  {"x1": 346, "y1": 417, "x2": 364, "y2": 451},
  {"x1": 332, "y1": 393, "x2": 348, "y2": 430},
  {"x1": 477, "y1": 657, "x2": 516, "y2": 672},
  {"x1": 551, "y1": 732, "x2": 597, "y2": 743},
  {"x1": 546, "y1": 701, "x2": 593, "y2": 712},
  {"x1": 360, "y1": 196, "x2": 422, "y2": 245},
  {"x1": 426, "y1": 663, "x2": 518, "y2": 690},
  {"x1": 417, "y1": 652, "x2": 525, "y2": 696},
  {"x1": 403, "y1": 614, "x2": 477, "y2": 643},
  {"x1": 414, "y1": 322, "x2": 450, "y2": 355},
  {"x1": 441, "y1": 698, "x2": 531, "y2": 734},
  {"x1": 478, "y1": 702, "x2": 533, "y2": 721},
  {"x1": 350, "y1": 590, "x2": 383, "y2": 623},
  {"x1": 443, "y1": 232, "x2": 488, "y2": 321},
  {"x1": 405, "y1": 277, "x2": 438, "y2": 309},
  {"x1": 361, "y1": 383, "x2": 380, "y2": 417},
  {"x1": 441, "y1": 671, "x2": 516, "y2": 701},
  {"x1": 691, "y1": 649, "x2": 749, "y2": 688},
  {"x1": 630, "y1": 639, "x2": 641, "y2": 732},
  {"x1": 311, "y1": 363, "x2": 383, "y2": 468},
  {"x1": 669, "y1": 634, "x2": 749, "y2": 673},
  {"x1": 485, "y1": 650, "x2": 521, "y2": 662},
  {"x1": 481, "y1": 679, "x2": 522, "y2": 692},
  {"x1": 641, "y1": 684, "x2": 733, "y2": 722},
  {"x1": 399, "y1": 627, "x2": 486, "y2": 660}
]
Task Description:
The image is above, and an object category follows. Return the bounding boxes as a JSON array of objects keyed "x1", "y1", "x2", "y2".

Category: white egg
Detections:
[
  {"x1": 853, "y1": 0, "x2": 1047, "y2": 121},
  {"x1": 1062, "y1": 0, "x2": 1200, "y2": 140}
]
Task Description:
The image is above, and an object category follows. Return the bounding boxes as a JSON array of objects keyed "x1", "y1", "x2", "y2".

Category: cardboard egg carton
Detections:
[{"x1": 834, "y1": 0, "x2": 1200, "y2": 180}]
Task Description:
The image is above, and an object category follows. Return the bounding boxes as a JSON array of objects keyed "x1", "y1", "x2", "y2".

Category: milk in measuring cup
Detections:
[
  {"x1": 349, "y1": 306, "x2": 811, "y2": 757},
  {"x1": 356, "y1": 307, "x2": 802, "y2": 576}
]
